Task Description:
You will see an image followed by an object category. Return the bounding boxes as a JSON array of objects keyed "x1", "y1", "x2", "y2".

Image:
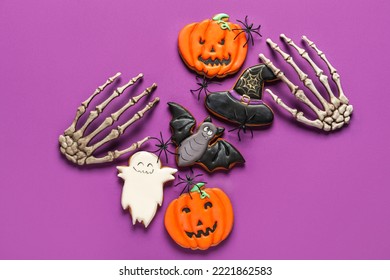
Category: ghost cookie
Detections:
[
  {"x1": 165, "y1": 183, "x2": 234, "y2": 250},
  {"x1": 178, "y1": 13, "x2": 248, "y2": 79},
  {"x1": 117, "y1": 151, "x2": 177, "y2": 228}
]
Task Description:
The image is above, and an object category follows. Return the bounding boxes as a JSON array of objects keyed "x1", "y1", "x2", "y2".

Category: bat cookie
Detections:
[{"x1": 168, "y1": 102, "x2": 245, "y2": 172}]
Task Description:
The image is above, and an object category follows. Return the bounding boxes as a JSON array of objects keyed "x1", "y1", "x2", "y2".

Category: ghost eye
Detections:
[
  {"x1": 137, "y1": 162, "x2": 144, "y2": 166},
  {"x1": 147, "y1": 163, "x2": 153, "y2": 168},
  {"x1": 182, "y1": 207, "x2": 191, "y2": 213},
  {"x1": 204, "y1": 202, "x2": 213, "y2": 209},
  {"x1": 219, "y1": 38, "x2": 225, "y2": 45},
  {"x1": 199, "y1": 38, "x2": 205, "y2": 45}
]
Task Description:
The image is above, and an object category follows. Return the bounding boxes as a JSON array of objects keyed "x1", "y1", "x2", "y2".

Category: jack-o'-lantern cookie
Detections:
[
  {"x1": 178, "y1": 13, "x2": 248, "y2": 79},
  {"x1": 165, "y1": 183, "x2": 234, "y2": 250}
]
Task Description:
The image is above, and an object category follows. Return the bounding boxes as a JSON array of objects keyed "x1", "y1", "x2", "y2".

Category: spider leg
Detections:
[
  {"x1": 237, "y1": 127, "x2": 242, "y2": 142},
  {"x1": 233, "y1": 30, "x2": 246, "y2": 40},
  {"x1": 249, "y1": 127, "x2": 254, "y2": 138},
  {"x1": 236, "y1": 19, "x2": 246, "y2": 26},
  {"x1": 64, "y1": 72, "x2": 121, "y2": 138},
  {"x1": 157, "y1": 148, "x2": 164, "y2": 163},
  {"x1": 251, "y1": 30, "x2": 262, "y2": 37},
  {"x1": 163, "y1": 149, "x2": 169, "y2": 163},
  {"x1": 190, "y1": 86, "x2": 202, "y2": 95}
]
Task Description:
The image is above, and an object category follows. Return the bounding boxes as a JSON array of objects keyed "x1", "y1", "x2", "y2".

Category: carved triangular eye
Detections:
[{"x1": 182, "y1": 207, "x2": 191, "y2": 213}]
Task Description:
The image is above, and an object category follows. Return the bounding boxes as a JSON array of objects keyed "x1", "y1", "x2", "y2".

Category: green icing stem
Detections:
[
  {"x1": 190, "y1": 183, "x2": 210, "y2": 199},
  {"x1": 212, "y1": 13, "x2": 231, "y2": 31}
]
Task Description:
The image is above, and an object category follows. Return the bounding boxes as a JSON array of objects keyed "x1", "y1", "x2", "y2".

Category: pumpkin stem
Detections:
[
  {"x1": 190, "y1": 183, "x2": 210, "y2": 199},
  {"x1": 212, "y1": 13, "x2": 231, "y2": 31}
]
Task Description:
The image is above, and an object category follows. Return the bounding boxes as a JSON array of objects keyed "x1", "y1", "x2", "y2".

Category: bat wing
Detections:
[
  {"x1": 168, "y1": 102, "x2": 196, "y2": 145},
  {"x1": 197, "y1": 140, "x2": 245, "y2": 172}
]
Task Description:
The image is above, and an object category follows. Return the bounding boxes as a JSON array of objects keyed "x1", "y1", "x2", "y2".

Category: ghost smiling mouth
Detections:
[{"x1": 133, "y1": 167, "x2": 154, "y2": 174}]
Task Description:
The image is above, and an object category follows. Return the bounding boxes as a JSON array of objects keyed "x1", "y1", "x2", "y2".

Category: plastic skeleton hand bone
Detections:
[
  {"x1": 259, "y1": 34, "x2": 353, "y2": 131},
  {"x1": 59, "y1": 73, "x2": 159, "y2": 165}
]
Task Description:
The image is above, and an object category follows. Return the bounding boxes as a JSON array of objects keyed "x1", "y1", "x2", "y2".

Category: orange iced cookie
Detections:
[
  {"x1": 178, "y1": 13, "x2": 248, "y2": 79},
  {"x1": 165, "y1": 183, "x2": 234, "y2": 250}
]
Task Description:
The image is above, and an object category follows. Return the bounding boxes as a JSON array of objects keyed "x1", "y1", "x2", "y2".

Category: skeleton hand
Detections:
[
  {"x1": 59, "y1": 73, "x2": 159, "y2": 165},
  {"x1": 259, "y1": 34, "x2": 353, "y2": 131}
]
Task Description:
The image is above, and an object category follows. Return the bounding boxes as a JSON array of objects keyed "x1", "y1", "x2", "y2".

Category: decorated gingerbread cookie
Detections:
[
  {"x1": 168, "y1": 102, "x2": 245, "y2": 172},
  {"x1": 178, "y1": 13, "x2": 248, "y2": 79},
  {"x1": 205, "y1": 64, "x2": 277, "y2": 129},
  {"x1": 165, "y1": 183, "x2": 234, "y2": 250},
  {"x1": 117, "y1": 151, "x2": 177, "y2": 228}
]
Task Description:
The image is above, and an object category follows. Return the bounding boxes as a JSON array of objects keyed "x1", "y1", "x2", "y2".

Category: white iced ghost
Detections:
[{"x1": 117, "y1": 151, "x2": 177, "y2": 228}]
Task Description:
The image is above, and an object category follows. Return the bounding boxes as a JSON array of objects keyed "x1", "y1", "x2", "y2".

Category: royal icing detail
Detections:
[
  {"x1": 165, "y1": 184, "x2": 234, "y2": 250},
  {"x1": 178, "y1": 13, "x2": 248, "y2": 78},
  {"x1": 205, "y1": 64, "x2": 277, "y2": 139},
  {"x1": 117, "y1": 151, "x2": 177, "y2": 228},
  {"x1": 168, "y1": 102, "x2": 245, "y2": 172}
]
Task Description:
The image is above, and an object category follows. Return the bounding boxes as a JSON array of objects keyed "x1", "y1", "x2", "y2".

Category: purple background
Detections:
[{"x1": 1, "y1": 0, "x2": 389, "y2": 260}]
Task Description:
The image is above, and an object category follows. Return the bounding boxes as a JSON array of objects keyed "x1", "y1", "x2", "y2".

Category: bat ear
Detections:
[
  {"x1": 203, "y1": 116, "x2": 212, "y2": 123},
  {"x1": 216, "y1": 127, "x2": 225, "y2": 135}
]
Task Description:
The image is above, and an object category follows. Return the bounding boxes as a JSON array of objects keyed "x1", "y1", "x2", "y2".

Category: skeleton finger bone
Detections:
[
  {"x1": 266, "y1": 88, "x2": 328, "y2": 131},
  {"x1": 280, "y1": 34, "x2": 340, "y2": 109},
  {"x1": 265, "y1": 38, "x2": 333, "y2": 116},
  {"x1": 259, "y1": 53, "x2": 327, "y2": 121},
  {"x1": 59, "y1": 73, "x2": 160, "y2": 165},
  {"x1": 259, "y1": 35, "x2": 353, "y2": 132},
  {"x1": 301, "y1": 35, "x2": 349, "y2": 105}
]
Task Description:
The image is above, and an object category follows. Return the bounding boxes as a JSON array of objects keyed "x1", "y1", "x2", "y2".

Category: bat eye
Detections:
[
  {"x1": 137, "y1": 162, "x2": 144, "y2": 166},
  {"x1": 147, "y1": 163, "x2": 153, "y2": 168},
  {"x1": 182, "y1": 207, "x2": 191, "y2": 213},
  {"x1": 204, "y1": 202, "x2": 213, "y2": 209}
]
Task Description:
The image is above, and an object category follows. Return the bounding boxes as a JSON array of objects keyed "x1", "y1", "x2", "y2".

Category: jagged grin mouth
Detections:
[
  {"x1": 133, "y1": 167, "x2": 154, "y2": 174},
  {"x1": 198, "y1": 55, "x2": 231, "y2": 66},
  {"x1": 185, "y1": 222, "x2": 217, "y2": 238}
]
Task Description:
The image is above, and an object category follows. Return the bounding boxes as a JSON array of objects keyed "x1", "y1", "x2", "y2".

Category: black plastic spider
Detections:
[
  {"x1": 228, "y1": 109, "x2": 256, "y2": 141},
  {"x1": 190, "y1": 75, "x2": 220, "y2": 101},
  {"x1": 175, "y1": 173, "x2": 205, "y2": 198},
  {"x1": 149, "y1": 132, "x2": 177, "y2": 163},
  {"x1": 233, "y1": 16, "x2": 262, "y2": 47}
]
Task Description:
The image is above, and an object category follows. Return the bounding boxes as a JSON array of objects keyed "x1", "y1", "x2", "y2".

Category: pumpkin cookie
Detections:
[
  {"x1": 165, "y1": 183, "x2": 234, "y2": 250},
  {"x1": 178, "y1": 13, "x2": 248, "y2": 79}
]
